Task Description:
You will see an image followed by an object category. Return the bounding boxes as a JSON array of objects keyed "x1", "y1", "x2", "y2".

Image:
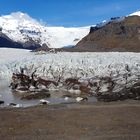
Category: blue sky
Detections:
[{"x1": 0, "y1": 0, "x2": 140, "y2": 27}]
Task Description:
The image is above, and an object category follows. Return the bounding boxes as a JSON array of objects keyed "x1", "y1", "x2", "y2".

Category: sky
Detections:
[{"x1": 0, "y1": 0, "x2": 140, "y2": 27}]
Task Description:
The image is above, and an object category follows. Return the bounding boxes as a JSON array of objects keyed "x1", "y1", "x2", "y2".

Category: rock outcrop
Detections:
[{"x1": 0, "y1": 32, "x2": 41, "y2": 50}]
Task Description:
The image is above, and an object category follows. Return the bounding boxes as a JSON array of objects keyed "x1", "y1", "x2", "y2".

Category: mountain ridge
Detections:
[
  {"x1": 74, "y1": 10, "x2": 140, "y2": 52},
  {"x1": 0, "y1": 10, "x2": 140, "y2": 51}
]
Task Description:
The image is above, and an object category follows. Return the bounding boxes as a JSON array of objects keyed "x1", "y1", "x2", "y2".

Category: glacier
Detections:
[{"x1": 0, "y1": 48, "x2": 140, "y2": 85}]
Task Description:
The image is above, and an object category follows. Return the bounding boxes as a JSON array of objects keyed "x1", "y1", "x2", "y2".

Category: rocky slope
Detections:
[
  {"x1": 75, "y1": 11, "x2": 140, "y2": 52},
  {"x1": 0, "y1": 31, "x2": 41, "y2": 50}
]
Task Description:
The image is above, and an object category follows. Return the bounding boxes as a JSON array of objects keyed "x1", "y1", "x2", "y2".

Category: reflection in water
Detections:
[{"x1": 0, "y1": 79, "x2": 97, "y2": 108}]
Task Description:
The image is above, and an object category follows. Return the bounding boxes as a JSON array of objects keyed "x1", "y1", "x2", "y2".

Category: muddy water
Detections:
[{"x1": 0, "y1": 79, "x2": 97, "y2": 108}]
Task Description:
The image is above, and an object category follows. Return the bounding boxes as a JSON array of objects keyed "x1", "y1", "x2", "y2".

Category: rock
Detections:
[
  {"x1": 21, "y1": 92, "x2": 50, "y2": 100},
  {"x1": 64, "y1": 97, "x2": 69, "y2": 101},
  {"x1": 8, "y1": 103, "x2": 23, "y2": 108},
  {"x1": 0, "y1": 100, "x2": 4, "y2": 105},
  {"x1": 16, "y1": 87, "x2": 29, "y2": 92},
  {"x1": 62, "y1": 94, "x2": 73, "y2": 98},
  {"x1": 119, "y1": 93, "x2": 129, "y2": 101},
  {"x1": 130, "y1": 86, "x2": 140, "y2": 96},
  {"x1": 0, "y1": 27, "x2": 2, "y2": 32},
  {"x1": 134, "y1": 96, "x2": 140, "y2": 100},
  {"x1": 40, "y1": 99, "x2": 50, "y2": 105},
  {"x1": 9, "y1": 103, "x2": 17, "y2": 106},
  {"x1": 128, "y1": 92, "x2": 137, "y2": 99},
  {"x1": 97, "y1": 94, "x2": 117, "y2": 102},
  {"x1": 76, "y1": 97, "x2": 88, "y2": 102}
]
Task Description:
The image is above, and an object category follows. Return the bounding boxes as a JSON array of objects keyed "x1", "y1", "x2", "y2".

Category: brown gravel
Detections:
[{"x1": 0, "y1": 100, "x2": 140, "y2": 140}]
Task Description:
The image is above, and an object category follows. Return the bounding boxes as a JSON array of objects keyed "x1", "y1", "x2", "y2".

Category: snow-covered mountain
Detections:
[{"x1": 0, "y1": 12, "x2": 89, "y2": 49}]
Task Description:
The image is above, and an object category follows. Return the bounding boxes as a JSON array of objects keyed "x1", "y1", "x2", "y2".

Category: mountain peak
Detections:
[
  {"x1": 10, "y1": 12, "x2": 31, "y2": 20},
  {"x1": 4, "y1": 11, "x2": 40, "y2": 25},
  {"x1": 0, "y1": 11, "x2": 42, "y2": 31}
]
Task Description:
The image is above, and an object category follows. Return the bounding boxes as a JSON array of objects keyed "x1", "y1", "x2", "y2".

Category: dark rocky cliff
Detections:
[{"x1": 0, "y1": 32, "x2": 41, "y2": 50}]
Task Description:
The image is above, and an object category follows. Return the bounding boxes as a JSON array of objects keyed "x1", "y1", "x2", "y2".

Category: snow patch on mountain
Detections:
[
  {"x1": 129, "y1": 10, "x2": 140, "y2": 16},
  {"x1": 0, "y1": 12, "x2": 89, "y2": 48}
]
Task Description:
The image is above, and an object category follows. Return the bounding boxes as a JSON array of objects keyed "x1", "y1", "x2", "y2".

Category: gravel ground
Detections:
[{"x1": 0, "y1": 100, "x2": 140, "y2": 140}]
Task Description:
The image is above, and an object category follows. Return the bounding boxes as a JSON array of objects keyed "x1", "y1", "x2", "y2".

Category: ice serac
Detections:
[
  {"x1": 0, "y1": 12, "x2": 89, "y2": 49},
  {"x1": 75, "y1": 12, "x2": 140, "y2": 52}
]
